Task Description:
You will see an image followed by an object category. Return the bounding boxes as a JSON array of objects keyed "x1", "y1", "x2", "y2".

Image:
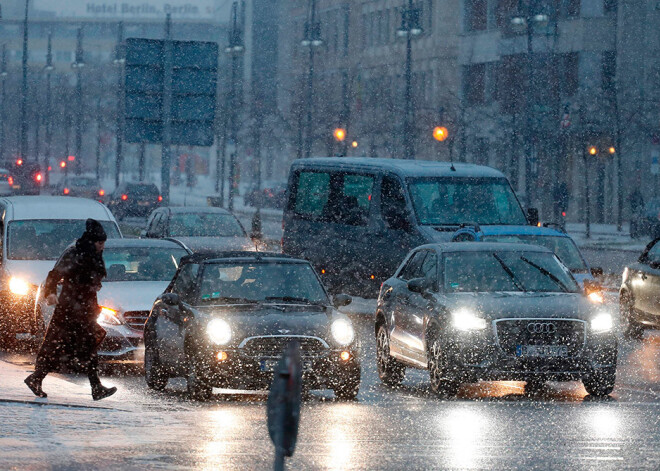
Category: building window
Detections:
[
  {"x1": 463, "y1": 63, "x2": 486, "y2": 105},
  {"x1": 604, "y1": 0, "x2": 618, "y2": 13},
  {"x1": 465, "y1": 0, "x2": 488, "y2": 32},
  {"x1": 497, "y1": 55, "x2": 524, "y2": 113},
  {"x1": 602, "y1": 51, "x2": 616, "y2": 95},
  {"x1": 496, "y1": 0, "x2": 517, "y2": 28},
  {"x1": 559, "y1": 53, "x2": 579, "y2": 96},
  {"x1": 561, "y1": 0, "x2": 580, "y2": 18}
]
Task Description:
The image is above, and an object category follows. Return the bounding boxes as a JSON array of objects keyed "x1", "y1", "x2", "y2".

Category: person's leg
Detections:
[{"x1": 24, "y1": 321, "x2": 65, "y2": 397}]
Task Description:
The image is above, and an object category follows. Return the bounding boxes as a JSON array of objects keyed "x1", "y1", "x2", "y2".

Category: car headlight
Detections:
[
  {"x1": 207, "y1": 319, "x2": 232, "y2": 345},
  {"x1": 97, "y1": 306, "x2": 121, "y2": 326},
  {"x1": 331, "y1": 318, "x2": 355, "y2": 346},
  {"x1": 9, "y1": 277, "x2": 30, "y2": 296},
  {"x1": 451, "y1": 308, "x2": 487, "y2": 331},
  {"x1": 591, "y1": 313, "x2": 613, "y2": 333}
]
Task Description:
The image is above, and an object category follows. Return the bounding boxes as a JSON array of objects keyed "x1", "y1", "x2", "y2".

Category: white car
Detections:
[
  {"x1": 38, "y1": 238, "x2": 190, "y2": 364},
  {"x1": 0, "y1": 196, "x2": 121, "y2": 347},
  {"x1": 0, "y1": 169, "x2": 12, "y2": 196}
]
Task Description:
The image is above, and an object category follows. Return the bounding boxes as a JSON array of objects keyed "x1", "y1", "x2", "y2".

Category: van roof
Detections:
[
  {"x1": 290, "y1": 157, "x2": 506, "y2": 179},
  {"x1": 0, "y1": 196, "x2": 116, "y2": 221}
]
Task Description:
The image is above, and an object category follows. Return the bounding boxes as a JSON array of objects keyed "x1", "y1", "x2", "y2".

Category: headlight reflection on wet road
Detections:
[{"x1": 442, "y1": 407, "x2": 492, "y2": 469}]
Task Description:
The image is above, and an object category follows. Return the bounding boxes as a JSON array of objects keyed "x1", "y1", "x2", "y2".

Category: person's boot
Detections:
[
  {"x1": 24, "y1": 373, "x2": 47, "y2": 398},
  {"x1": 91, "y1": 384, "x2": 117, "y2": 401}
]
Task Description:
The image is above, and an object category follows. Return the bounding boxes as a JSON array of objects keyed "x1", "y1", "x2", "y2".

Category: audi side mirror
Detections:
[{"x1": 333, "y1": 293, "x2": 352, "y2": 308}]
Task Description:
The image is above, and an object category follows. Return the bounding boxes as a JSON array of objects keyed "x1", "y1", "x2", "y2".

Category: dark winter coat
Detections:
[{"x1": 35, "y1": 236, "x2": 107, "y2": 372}]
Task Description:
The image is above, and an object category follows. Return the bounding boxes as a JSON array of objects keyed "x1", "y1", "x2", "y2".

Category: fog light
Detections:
[
  {"x1": 340, "y1": 351, "x2": 351, "y2": 361},
  {"x1": 216, "y1": 351, "x2": 228, "y2": 361}
]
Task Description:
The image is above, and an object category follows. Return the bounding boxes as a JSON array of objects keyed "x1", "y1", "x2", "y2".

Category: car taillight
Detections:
[
  {"x1": 158, "y1": 195, "x2": 163, "y2": 202},
  {"x1": 99, "y1": 189, "x2": 105, "y2": 196},
  {"x1": 121, "y1": 194, "x2": 128, "y2": 201},
  {"x1": 63, "y1": 188, "x2": 70, "y2": 195},
  {"x1": 35, "y1": 173, "x2": 43, "y2": 183},
  {"x1": 8, "y1": 176, "x2": 13, "y2": 185}
]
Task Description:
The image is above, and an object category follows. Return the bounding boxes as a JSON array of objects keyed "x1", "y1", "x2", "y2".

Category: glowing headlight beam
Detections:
[
  {"x1": 207, "y1": 319, "x2": 232, "y2": 345},
  {"x1": 591, "y1": 313, "x2": 613, "y2": 333},
  {"x1": 452, "y1": 308, "x2": 487, "y2": 331},
  {"x1": 9, "y1": 277, "x2": 30, "y2": 296},
  {"x1": 331, "y1": 318, "x2": 355, "y2": 346}
]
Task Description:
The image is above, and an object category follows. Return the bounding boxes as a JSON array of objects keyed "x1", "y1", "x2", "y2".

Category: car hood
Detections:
[
  {"x1": 439, "y1": 292, "x2": 606, "y2": 322},
  {"x1": 192, "y1": 304, "x2": 349, "y2": 346},
  {"x1": 172, "y1": 236, "x2": 256, "y2": 252},
  {"x1": 98, "y1": 281, "x2": 169, "y2": 312},
  {"x1": 4, "y1": 260, "x2": 56, "y2": 287}
]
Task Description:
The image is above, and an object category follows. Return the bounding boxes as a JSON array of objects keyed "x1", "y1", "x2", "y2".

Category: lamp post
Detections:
[
  {"x1": 584, "y1": 145, "x2": 597, "y2": 238},
  {"x1": 0, "y1": 45, "x2": 8, "y2": 165},
  {"x1": 226, "y1": 1, "x2": 244, "y2": 211},
  {"x1": 19, "y1": 0, "x2": 29, "y2": 161},
  {"x1": 113, "y1": 22, "x2": 125, "y2": 188},
  {"x1": 44, "y1": 32, "x2": 54, "y2": 187},
  {"x1": 511, "y1": 4, "x2": 549, "y2": 209},
  {"x1": 71, "y1": 27, "x2": 85, "y2": 175},
  {"x1": 397, "y1": 0, "x2": 423, "y2": 160},
  {"x1": 301, "y1": 0, "x2": 322, "y2": 159}
]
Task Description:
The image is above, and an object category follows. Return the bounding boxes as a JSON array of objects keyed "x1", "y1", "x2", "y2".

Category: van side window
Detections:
[
  {"x1": 294, "y1": 171, "x2": 330, "y2": 220},
  {"x1": 328, "y1": 174, "x2": 373, "y2": 226},
  {"x1": 381, "y1": 176, "x2": 408, "y2": 229}
]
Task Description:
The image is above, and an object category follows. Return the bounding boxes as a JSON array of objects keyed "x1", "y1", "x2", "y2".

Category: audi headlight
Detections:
[
  {"x1": 452, "y1": 308, "x2": 487, "y2": 331},
  {"x1": 207, "y1": 319, "x2": 232, "y2": 345},
  {"x1": 9, "y1": 277, "x2": 30, "y2": 296},
  {"x1": 97, "y1": 306, "x2": 121, "y2": 326},
  {"x1": 591, "y1": 313, "x2": 613, "y2": 333},
  {"x1": 331, "y1": 318, "x2": 355, "y2": 346}
]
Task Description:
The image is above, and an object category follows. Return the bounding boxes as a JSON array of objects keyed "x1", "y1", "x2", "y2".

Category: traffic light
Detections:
[
  {"x1": 333, "y1": 128, "x2": 346, "y2": 142},
  {"x1": 67, "y1": 155, "x2": 76, "y2": 162},
  {"x1": 60, "y1": 161, "x2": 66, "y2": 168},
  {"x1": 433, "y1": 126, "x2": 448, "y2": 142}
]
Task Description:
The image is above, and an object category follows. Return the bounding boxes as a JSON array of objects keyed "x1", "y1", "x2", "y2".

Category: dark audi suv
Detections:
[
  {"x1": 375, "y1": 242, "x2": 617, "y2": 397},
  {"x1": 144, "y1": 252, "x2": 360, "y2": 400}
]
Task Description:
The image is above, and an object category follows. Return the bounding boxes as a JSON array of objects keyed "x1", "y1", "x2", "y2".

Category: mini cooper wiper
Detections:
[
  {"x1": 264, "y1": 296, "x2": 326, "y2": 306},
  {"x1": 492, "y1": 253, "x2": 526, "y2": 292},
  {"x1": 519, "y1": 256, "x2": 570, "y2": 293}
]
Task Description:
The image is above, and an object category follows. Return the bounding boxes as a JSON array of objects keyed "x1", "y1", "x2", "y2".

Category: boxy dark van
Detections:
[{"x1": 282, "y1": 158, "x2": 532, "y2": 297}]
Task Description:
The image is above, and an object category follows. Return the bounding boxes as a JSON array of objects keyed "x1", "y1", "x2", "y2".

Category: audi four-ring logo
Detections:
[{"x1": 527, "y1": 322, "x2": 557, "y2": 334}]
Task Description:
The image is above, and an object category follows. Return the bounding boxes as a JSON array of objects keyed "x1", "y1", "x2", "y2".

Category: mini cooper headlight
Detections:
[
  {"x1": 591, "y1": 313, "x2": 613, "y2": 333},
  {"x1": 452, "y1": 308, "x2": 487, "y2": 331},
  {"x1": 9, "y1": 277, "x2": 30, "y2": 296},
  {"x1": 331, "y1": 318, "x2": 355, "y2": 346},
  {"x1": 207, "y1": 319, "x2": 232, "y2": 345}
]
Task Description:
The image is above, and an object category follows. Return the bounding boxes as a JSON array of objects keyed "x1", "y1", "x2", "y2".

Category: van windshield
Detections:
[{"x1": 408, "y1": 177, "x2": 527, "y2": 226}]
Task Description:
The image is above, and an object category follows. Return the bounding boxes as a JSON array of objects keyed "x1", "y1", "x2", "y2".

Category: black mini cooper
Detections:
[
  {"x1": 144, "y1": 252, "x2": 360, "y2": 400},
  {"x1": 375, "y1": 243, "x2": 617, "y2": 397}
]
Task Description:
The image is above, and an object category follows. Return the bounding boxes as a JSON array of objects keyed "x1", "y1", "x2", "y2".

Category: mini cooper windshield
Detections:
[
  {"x1": 198, "y1": 262, "x2": 329, "y2": 305},
  {"x1": 444, "y1": 251, "x2": 580, "y2": 293}
]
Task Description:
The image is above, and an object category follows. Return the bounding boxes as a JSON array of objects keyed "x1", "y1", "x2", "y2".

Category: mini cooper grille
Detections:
[
  {"x1": 242, "y1": 336, "x2": 327, "y2": 359},
  {"x1": 495, "y1": 319, "x2": 585, "y2": 356},
  {"x1": 123, "y1": 311, "x2": 149, "y2": 331}
]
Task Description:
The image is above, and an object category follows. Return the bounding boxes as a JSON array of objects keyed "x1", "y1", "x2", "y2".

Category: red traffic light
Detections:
[
  {"x1": 121, "y1": 194, "x2": 128, "y2": 201},
  {"x1": 16, "y1": 159, "x2": 23, "y2": 166},
  {"x1": 63, "y1": 188, "x2": 70, "y2": 195},
  {"x1": 67, "y1": 155, "x2": 75, "y2": 162},
  {"x1": 34, "y1": 173, "x2": 43, "y2": 183},
  {"x1": 60, "y1": 161, "x2": 66, "y2": 168}
]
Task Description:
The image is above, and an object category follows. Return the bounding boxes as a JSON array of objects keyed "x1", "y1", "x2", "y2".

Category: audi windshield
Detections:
[
  {"x1": 482, "y1": 235, "x2": 588, "y2": 272},
  {"x1": 444, "y1": 251, "x2": 580, "y2": 293},
  {"x1": 408, "y1": 177, "x2": 527, "y2": 226}
]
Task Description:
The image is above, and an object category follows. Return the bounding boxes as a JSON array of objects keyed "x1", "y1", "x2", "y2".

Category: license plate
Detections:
[
  {"x1": 260, "y1": 359, "x2": 312, "y2": 372},
  {"x1": 138, "y1": 201, "x2": 150, "y2": 206},
  {"x1": 516, "y1": 345, "x2": 568, "y2": 357}
]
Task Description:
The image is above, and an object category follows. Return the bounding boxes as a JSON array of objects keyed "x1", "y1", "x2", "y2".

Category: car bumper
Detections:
[
  {"x1": 0, "y1": 290, "x2": 39, "y2": 334},
  {"x1": 98, "y1": 324, "x2": 144, "y2": 364},
  {"x1": 445, "y1": 329, "x2": 617, "y2": 382},
  {"x1": 201, "y1": 347, "x2": 360, "y2": 390}
]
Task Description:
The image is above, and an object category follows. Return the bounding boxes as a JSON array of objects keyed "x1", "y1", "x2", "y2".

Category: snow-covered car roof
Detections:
[
  {"x1": 160, "y1": 206, "x2": 235, "y2": 215},
  {"x1": 291, "y1": 157, "x2": 506, "y2": 179},
  {"x1": 0, "y1": 196, "x2": 116, "y2": 221},
  {"x1": 419, "y1": 242, "x2": 553, "y2": 254}
]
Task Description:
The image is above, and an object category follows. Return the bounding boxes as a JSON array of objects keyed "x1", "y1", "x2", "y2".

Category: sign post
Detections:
[{"x1": 267, "y1": 341, "x2": 303, "y2": 471}]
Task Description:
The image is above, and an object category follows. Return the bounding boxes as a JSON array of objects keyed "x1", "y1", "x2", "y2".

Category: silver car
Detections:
[{"x1": 39, "y1": 239, "x2": 190, "y2": 364}]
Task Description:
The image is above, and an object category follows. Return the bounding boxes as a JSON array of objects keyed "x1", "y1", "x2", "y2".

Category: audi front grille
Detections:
[{"x1": 494, "y1": 318, "x2": 586, "y2": 356}]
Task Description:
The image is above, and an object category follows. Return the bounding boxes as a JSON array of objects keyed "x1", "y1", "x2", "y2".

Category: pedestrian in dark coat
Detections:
[{"x1": 24, "y1": 219, "x2": 117, "y2": 401}]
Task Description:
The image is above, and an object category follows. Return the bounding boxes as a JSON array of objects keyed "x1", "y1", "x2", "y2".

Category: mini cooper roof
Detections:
[{"x1": 291, "y1": 157, "x2": 506, "y2": 179}]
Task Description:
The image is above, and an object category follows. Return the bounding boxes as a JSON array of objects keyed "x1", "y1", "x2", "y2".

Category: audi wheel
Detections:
[
  {"x1": 376, "y1": 324, "x2": 405, "y2": 386},
  {"x1": 428, "y1": 335, "x2": 460, "y2": 398},
  {"x1": 583, "y1": 368, "x2": 616, "y2": 397}
]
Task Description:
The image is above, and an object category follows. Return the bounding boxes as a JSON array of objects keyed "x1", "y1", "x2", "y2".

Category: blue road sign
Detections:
[{"x1": 124, "y1": 38, "x2": 218, "y2": 146}]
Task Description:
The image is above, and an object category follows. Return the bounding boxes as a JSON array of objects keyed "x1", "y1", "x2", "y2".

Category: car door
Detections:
[
  {"x1": 635, "y1": 240, "x2": 660, "y2": 317},
  {"x1": 157, "y1": 263, "x2": 199, "y2": 369},
  {"x1": 403, "y1": 250, "x2": 439, "y2": 359},
  {"x1": 389, "y1": 250, "x2": 428, "y2": 359}
]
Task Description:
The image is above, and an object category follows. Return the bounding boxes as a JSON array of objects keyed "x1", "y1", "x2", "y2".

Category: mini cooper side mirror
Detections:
[
  {"x1": 333, "y1": 293, "x2": 352, "y2": 308},
  {"x1": 590, "y1": 267, "x2": 604, "y2": 278},
  {"x1": 583, "y1": 279, "x2": 602, "y2": 295},
  {"x1": 408, "y1": 277, "x2": 431, "y2": 294},
  {"x1": 139, "y1": 229, "x2": 147, "y2": 238},
  {"x1": 162, "y1": 292, "x2": 181, "y2": 307}
]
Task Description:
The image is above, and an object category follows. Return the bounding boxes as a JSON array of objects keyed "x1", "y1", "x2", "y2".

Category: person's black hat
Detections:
[{"x1": 84, "y1": 218, "x2": 107, "y2": 242}]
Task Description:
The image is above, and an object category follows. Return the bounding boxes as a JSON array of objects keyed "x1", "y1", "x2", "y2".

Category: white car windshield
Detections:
[
  {"x1": 483, "y1": 235, "x2": 588, "y2": 272},
  {"x1": 198, "y1": 262, "x2": 329, "y2": 305},
  {"x1": 444, "y1": 251, "x2": 580, "y2": 293},
  {"x1": 409, "y1": 177, "x2": 527, "y2": 226},
  {"x1": 169, "y1": 213, "x2": 246, "y2": 238},
  {"x1": 8, "y1": 220, "x2": 121, "y2": 260},
  {"x1": 104, "y1": 247, "x2": 188, "y2": 282}
]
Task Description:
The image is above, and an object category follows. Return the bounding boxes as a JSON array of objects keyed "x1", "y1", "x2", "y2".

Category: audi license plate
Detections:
[
  {"x1": 260, "y1": 359, "x2": 313, "y2": 372},
  {"x1": 516, "y1": 345, "x2": 568, "y2": 357}
]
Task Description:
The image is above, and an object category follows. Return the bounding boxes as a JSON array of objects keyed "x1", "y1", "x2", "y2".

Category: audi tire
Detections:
[
  {"x1": 376, "y1": 324, "x2": 405, "y2": 386},
  {"x1": 428, "y1": 335, "x2": 460, "y2": 398},
  {"x1": 582, "y1": 367, "x2": 616, "y2": 397}
]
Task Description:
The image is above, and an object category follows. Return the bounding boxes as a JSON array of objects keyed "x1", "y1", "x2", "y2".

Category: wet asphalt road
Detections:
[{"x1": 3, "y1": 312, "x2": 660, "y2": 470}]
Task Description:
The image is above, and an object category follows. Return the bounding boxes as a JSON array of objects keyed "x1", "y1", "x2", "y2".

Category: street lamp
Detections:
[
  {"x1": 71, "y1": 27, "x2": 85, "y2": 175},
  {"x1": 510, "y1": 4, "x2": 549, "y2": 209},
  {"x1": 43, "y1": 32, "x2": 54, "y2": 187},
  {"x1": 301, "y1": 0, "x2": 323, "y2": 159},
  {"x1": 0, "y1": 45, "x2": 8, "y2": 164},
  {"x1": 114, "y1": 22, "x2": 125, "y2": 188},
  {"x1": 19, "y1": 0, "x2": 29, "y2": 162},
  {"x1": 226, "y1": 1, "x2": 244, "y2": 211},
  {"x1": 583, "y1": 145, "x2": 597, "y2": 238},
  {"x1": 397, "y1": 0, "x2": 423, "y2": 160}
]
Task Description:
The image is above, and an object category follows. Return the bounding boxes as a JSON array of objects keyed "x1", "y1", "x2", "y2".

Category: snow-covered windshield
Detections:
[
  {"x1": 7, "y1": 220, "x2": 121, "y2": 260},
  {"x1": 103, "y1": 247, "x2": 188, "y2": 282},
  {"x1": 198, "y1": 262, "x2": 329, "y2": 305},
  {"x1": 169, "y1": 213, "x2": 246, "y2": 238},
  {"x1": 409, "y1": 177, "x2": 527, "y2": 226},
  {"x1": 482, "y1": 235, "x2": 588, "y2": 272},
  {"x1": 444, "y1": 251, "x2": 580, "y2": 293}
]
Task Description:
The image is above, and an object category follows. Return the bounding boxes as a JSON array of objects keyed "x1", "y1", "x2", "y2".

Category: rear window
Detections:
[
  {"x1": 128, "y1": 184, "x2": 159, "y2": 197},
  {"x1": 169, "y1": 213, "x2": 246, "y2": 237},
  {"x1": 291, "y1": 170, "x2": 374, "y2": 226}
]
